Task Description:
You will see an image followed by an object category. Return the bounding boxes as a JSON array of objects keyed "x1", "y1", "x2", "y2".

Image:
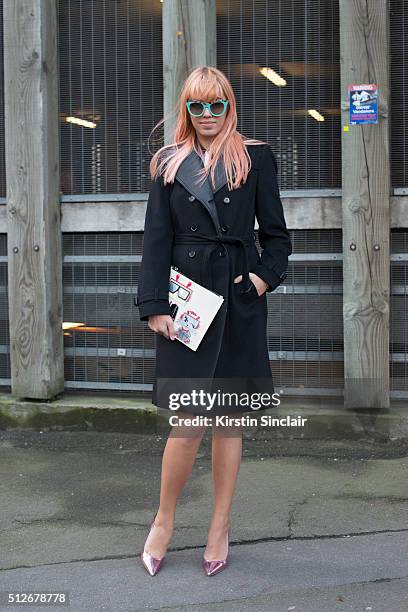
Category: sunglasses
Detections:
[
  {"x1": 186, "y1": 99, "x2": 229, "y2": 117},
  {"x1": 169, "y1": 279, "x2": 192, "y2": 301}
]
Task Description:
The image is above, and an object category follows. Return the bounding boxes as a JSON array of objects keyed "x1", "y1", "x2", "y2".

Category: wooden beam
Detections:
[
  {"x1": 340, "y1": 0, "x2": 390, "y2": 407},
  {"x1": 3, "y1": 0, "x2": 64, "y2": 398},
  {"x1": 162, "y1": 0, "x2": 216, "y2": 144}
]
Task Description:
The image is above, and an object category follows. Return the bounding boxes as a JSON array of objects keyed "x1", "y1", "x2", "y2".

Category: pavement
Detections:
[{"x1": 0, "y1": 394, "x2": 407, "y2": 611}]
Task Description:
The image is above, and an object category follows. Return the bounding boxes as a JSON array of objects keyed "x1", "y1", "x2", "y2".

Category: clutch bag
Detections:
[{"x1": 169, "y1": 266, "x2": 224, "y2": 351}]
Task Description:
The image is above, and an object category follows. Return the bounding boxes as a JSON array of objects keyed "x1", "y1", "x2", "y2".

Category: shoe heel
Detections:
[
  {"x1": 140, "y1": 513, "x2": 166, "y2": 577},
  {"x1": 202, "y1": 528, "x2": 230, "y2": 576}
]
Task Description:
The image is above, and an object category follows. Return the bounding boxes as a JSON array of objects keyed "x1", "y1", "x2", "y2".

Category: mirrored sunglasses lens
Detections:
[
  {"x1": 189, "y1": 102, "x2": 203, "y2": 116},
  {"x1": 210, "y1": 102, "x2": 225, "y2": 115}
]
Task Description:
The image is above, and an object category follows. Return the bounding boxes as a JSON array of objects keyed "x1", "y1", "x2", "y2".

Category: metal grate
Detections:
[
  {"x1": 62, "y1": 232, "x2": 154, "y2": 394},
  {"x1": 62, "y1": 229, "x2": 345, "y2": 396},
  {"x1": 0, "y1": 0, "x2": 5, "y2": 199},
  {"x1": 390, "y1": 0, "x2": 408, "y2": 188},
  {"x1": 0, "y1": 233, "x2": 10, "y2": 387},
  {"x1": 390, "y1": 229, "x2": 408, "y2": 396},
  {"x1": 58, "y1": 0, "x2": 163, "y2": 196},
  {"x1": 267, "y1": 229, "x2": 343, "y2": 394},
  {"x1": 216, "y1": 0, "x2": 341, "y2": 190}
]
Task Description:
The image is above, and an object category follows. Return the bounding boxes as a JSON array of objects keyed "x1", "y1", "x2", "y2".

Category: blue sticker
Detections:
[{"x1": 348, "y1": 84, "x2": 378, "y2": 125}]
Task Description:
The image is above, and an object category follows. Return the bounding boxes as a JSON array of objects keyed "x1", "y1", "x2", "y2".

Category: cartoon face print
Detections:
[{"x1": 175, "y1": 310, "x2": 200, "y2": 344}]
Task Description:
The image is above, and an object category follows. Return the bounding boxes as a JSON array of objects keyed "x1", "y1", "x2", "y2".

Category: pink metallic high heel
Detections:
[
  {"x1": 202, "y1": 528, "x2": 230, "y2": 576},
  {"x1": 140, "y1": 514, "x2": 166, "y2": 576}
]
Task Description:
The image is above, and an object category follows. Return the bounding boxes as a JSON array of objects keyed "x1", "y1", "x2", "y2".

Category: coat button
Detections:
[
  {"x1": 190, "y1": 224, "x2": 198, "y2": 231},
  {"x1": 219, "y1": 250, "x2": 226, "y2": 257},
  {"x1": 188, "y1": 195, "x2": 195, "y2": 202},
  {"x1": 188, "y1": 250, "x2": 196, "y2": 258},
  {"x1": 223, "y1": 197, "x2": 230, "y2": 203},
  {"x1": 221, "y1": 225, "x2": 228, "y2": 233}
]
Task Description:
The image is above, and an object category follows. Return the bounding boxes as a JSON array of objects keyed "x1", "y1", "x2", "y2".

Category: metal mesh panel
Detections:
[
  {"x1": 0, "y1": 0, "x2": 5, "y2": 199},
  {"x1": 390, "y1": 229, "x2": 408, "y2": 395},
  {"x1": 267, "y1": 229, "x2": 343, "y2": 394},
  {"x1": 390, "y1": 0, "x2": 408, "y2": 188},
  {"x1": 0, "y1": 233, "x2": 10, "y2": 387},
  {"x1": 216, "y1": 0, "x2": 341, "y2": 190},
  {"x1": 62, "y1": 232, "x2": 153, "y2": 394},
  {"x1": 58, "y1": 0, "x2": 163, "y2": 196},
  {"x1": 63, "y1": 229, "x2": 344, "y2": 396}
]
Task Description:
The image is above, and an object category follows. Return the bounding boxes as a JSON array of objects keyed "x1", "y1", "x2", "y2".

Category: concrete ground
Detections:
[{"x1": 0, "y1": 395, "x2": 407, "y2": 611}]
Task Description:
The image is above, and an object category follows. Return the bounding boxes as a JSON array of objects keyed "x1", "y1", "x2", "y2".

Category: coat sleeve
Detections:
[
  {"x1": 251, "y1": 145, "x2": 292, "y2": 292},
  {"x1": 134, "y1": 174, "x2": 174, "y2": 321}
]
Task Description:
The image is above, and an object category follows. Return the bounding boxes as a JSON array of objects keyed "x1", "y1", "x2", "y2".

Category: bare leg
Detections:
[
  {"x1": 143, "y1": 411, "x2": 206, "y2": 558},
  {"x1": 204, "y1": 412, "x2": 243, "y2": 561}
]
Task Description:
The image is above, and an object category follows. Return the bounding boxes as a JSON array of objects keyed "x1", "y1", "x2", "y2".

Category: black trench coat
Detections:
[{"x1": 135, "y1": 143, "x2": 292, "y2": 416}]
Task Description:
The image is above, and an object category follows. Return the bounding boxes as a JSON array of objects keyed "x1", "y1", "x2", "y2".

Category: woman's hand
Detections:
[
  {"x1": 148, "y1": 314, "x2": 176, "y2": 340},
  {"x1": 233, "y1": 272, "x2": 269, "y2": 296}
]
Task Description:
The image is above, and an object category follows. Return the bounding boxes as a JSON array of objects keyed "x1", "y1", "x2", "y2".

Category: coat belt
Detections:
[{"x1": 173, "y1": 232, "x2": 255, "y2": 294}]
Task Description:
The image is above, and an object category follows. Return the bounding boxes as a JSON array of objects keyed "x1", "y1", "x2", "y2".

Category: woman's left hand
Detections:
[{"x1": 233, "y1": 272, "x2": 269, "y2": 296}]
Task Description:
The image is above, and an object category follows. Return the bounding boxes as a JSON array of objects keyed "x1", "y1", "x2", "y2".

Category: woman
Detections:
[{"x1": 135, "y1": 66, "x2": 292, "y2": 576}]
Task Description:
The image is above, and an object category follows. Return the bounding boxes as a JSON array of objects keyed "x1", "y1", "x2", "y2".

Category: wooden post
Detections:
[
  {"x1": 162, "y1": 0, "x2": 216, "y2": 145},
  {"x1": 339, "y1": 1, "x2": 390, "y2": 407},
  {"x1": 3, "y1": 0, "x2": 64, "y2": 398}
]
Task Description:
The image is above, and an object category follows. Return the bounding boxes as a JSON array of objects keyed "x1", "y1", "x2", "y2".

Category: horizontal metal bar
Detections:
[
  {"x1": 390, "y1": 254, "x2": 408, "y2": 261},
  {"x1": 289, "y1": 253, "x2": 343, "y2": 262},
  {"x1": 61, "y1": 190, "x2": 343, "y2": 202},
  {"x1": 61, "y1": 193, "x2": 148, "y2": 202},
  {"x1": 64, "y1": 380, "x2": 153, "y2": 391},
  {"x1": 270, "y1": 351, "x2": 344, "y2": 360},
  {"x1": 62, "y1": 284, "x2": 343, "y2": 295},
  {"x1": 273, "y1": 285, "x2": 343, "y2": 294},
  {"x1": 63, "y1": 255, "x2": 142, "y2": 263},
  {"x1": 64, "y1": 347, "x2": 155, "y2": 358},
  {"x1": 280, "y1": 189, "x2": 342, "y2": 197},
  {"x1": 393, "y1": 188, "x2": 408, "y2": 196},
  {"x1": 389, "y1": 353, "x2": 408, "y2": 363},
  {"x1": 0, "y1": 344, "x2": 407, "y2": 362},
  {"x1": 62, "y1": 254, "x2": 344, "y2": 264},
  {"x1": 277, "y1": 387, "x2": 344, "y2": 396},
  {"x1": 390, "y1": 390, "x2": 408, "y2": 398},
  {"x1": 63, "y1": 286, "x2": 138, "y2": 295},
  {"x1": 0, "y1": 379, "x2": 11, "y2": 386}
]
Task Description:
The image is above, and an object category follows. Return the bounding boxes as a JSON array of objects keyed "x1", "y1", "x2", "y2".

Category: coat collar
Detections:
[{"x1": 175, "y1": 149, "x2": 228, "y2": 233}]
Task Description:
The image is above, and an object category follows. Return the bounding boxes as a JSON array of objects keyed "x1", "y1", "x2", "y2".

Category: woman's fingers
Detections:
[
  {"x1": 148, "y1": 314, "x2": 175, "y2": 339},
  {"x1": 166, "y1": 317, "x2": 176, "y2": 340},
  {"x1": 233, "y1": 274, "x2": 242, "y2": 283}
]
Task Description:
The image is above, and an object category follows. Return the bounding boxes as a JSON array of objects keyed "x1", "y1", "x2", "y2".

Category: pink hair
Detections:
[{"x1": 148, "y1": 66, "x2": 266, "y2": 191}]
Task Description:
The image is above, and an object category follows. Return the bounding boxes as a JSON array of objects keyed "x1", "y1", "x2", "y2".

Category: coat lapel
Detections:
[{"x1": 175, "y1": 149, "x2": 228, "y2": 233}]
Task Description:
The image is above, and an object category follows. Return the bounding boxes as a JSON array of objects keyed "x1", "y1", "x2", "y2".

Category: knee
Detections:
[{"x1": 170, "y1": 412, "x2": 206, "y2": 443}]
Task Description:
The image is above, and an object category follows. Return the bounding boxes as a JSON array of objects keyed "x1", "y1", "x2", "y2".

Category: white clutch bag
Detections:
[{"x1": 169, "y1": 266, "x2": 224, "y2": 351}]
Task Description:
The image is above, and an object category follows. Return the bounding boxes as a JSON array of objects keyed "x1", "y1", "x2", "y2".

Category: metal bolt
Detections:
[
  {"x1": 13, "y1": 246, "x2": 18, "y2": 253},
  {"x1": 373, "y1": 244, "x2": 380, "y2": 251},
  {"x1": 33, "y1": 245, "x2": 40, "y2": 251},
  {"x1": 350, "y1": 243, "x2": 356, "y2": 251}
]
